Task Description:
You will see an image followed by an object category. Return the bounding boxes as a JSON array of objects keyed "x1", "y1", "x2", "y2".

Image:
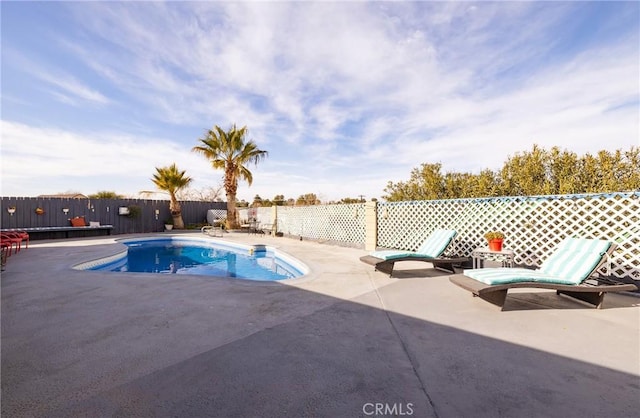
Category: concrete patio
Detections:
[{"x1": 2, "y1": 232, "x2": 639, "y2": 417}]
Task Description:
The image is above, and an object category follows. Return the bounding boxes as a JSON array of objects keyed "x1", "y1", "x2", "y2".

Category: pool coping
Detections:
[{"x1": 71, "y1": 235, "x2": 311, "y2": 282}]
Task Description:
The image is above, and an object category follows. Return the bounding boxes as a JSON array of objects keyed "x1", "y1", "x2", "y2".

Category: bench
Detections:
[{"x1": 1, "y1": 226, "x2": 114, "y2": 240}]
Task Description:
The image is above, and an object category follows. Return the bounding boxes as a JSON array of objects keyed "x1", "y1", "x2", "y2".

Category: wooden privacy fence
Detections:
[{"x1": 0, "y1": 197, "x2": 226, "y2": 236}]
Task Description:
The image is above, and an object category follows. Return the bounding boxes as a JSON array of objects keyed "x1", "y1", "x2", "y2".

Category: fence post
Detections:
[
  {"x1": 365, "y1": 201, "x2": 377, "y2": 251},
  {"x1": 271, "y1": 205, "x2": 278, "y2": 236}
]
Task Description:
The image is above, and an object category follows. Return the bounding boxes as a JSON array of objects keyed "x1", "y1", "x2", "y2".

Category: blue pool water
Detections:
[{"x1": 87, "y1": 238, "x2": 305, "y2": 281}]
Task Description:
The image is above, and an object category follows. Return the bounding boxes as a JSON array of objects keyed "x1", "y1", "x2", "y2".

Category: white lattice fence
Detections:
[
  {"x1": 378, "y1": 192, "x2": 640, "y2": 281},
  {"x1": 236, "y1": 207, "x2": 272, "y2": 223},
  {"x1": 275, "y1": 204, "x2": 366, "y2": 246},
  {"x1": 206, "y1": 209, "x2": 227, "y2": 225},
  {"x1": 257, "y1": 207, "x2": 272, "y2": 224}
]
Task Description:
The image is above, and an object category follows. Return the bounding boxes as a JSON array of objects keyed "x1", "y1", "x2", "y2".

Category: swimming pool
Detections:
[{"x1": 75, "y1": 237, "x2": 308, "y2": 281}]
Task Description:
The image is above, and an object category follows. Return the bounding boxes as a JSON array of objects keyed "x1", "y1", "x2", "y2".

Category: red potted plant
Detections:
[{"x1": 484, "y1": 231, "x2": 505, "y2": 252}]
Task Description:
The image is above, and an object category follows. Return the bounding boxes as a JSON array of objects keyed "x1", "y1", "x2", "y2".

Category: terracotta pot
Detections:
[{"x1": 488, "y1": 239, "x2": 503, "y2": 252}]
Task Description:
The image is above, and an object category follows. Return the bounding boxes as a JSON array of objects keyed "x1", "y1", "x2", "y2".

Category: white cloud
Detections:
[
  {"x1": 0, "y1": 121, "x2": 220, "y2": 197},
  {"x1": 3, "y1": 47, "x2": 111, "y2": 106},
  {"x1": 1, "y1": 1, "x2": 638, "y2": 202},
  {"x1": 45, "y1": 75, "x2": 111, "y2": 105}
]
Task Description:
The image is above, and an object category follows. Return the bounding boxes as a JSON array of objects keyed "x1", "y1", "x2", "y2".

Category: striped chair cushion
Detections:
[
  {"x1": 369, "y1": 250, "x2": 417, "y2": 260},
  {"x1": 415, "y1": 229, "x2": 457, "y2": 257},
  {"x1": 369, "y1": 229, "x2": 456, "y2": 260},
  {"x1": 463, "y1": 268, "x2": 578, "y2": 285},
  {"x1": 538, "y1": 238, "x2": 611, "y2": 285},
  {"x1": 550, "y1": 237, "x2": 611, "y2": 254}
]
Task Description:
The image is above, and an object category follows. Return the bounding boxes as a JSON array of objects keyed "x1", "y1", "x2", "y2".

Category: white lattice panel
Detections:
[
  {"x1": 378, "y1": 192, "x2": 640, "y2": 280},
  {"x1": 256, "y1": 207, "x2": 272, "y2": 224},
  {"x1": 275, "y1": 204, "x2": 365, "y2": 246},
  {"x1": 237, "y1": 208, "x2": 248, "y2": 222},
  {"x1": 206, "y1": 209, "x2": 227, "y2": 225}
]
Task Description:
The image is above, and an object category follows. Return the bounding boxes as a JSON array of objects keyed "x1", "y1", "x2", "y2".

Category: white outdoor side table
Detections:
[{"x1": 471, "y1": 247, "x2": 515, "y2": 269}]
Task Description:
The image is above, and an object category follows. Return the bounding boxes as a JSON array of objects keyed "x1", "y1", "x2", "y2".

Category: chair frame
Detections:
[
  {"x1": 360, "y1": 232, "x2": 469, "y2": 277},
  {"x1": 201, "y1": 225, "x2": 224, "y2": 238},
  {"x1": 360, "y1": 254, "x2": 469, "y2": 276}
]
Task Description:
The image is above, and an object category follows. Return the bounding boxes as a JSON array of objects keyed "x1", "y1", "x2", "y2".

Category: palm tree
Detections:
[
  {"x1": 192, "y1": 125, "x2": 268, "y2": 229},
  {"x1": 150, "y1": 163, "x2": 193, "y2": 229}
]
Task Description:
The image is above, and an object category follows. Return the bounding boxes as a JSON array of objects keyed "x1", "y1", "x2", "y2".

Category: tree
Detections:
[
  {"x1": 499, "y1": 144, "x2": 549, "y2": 196},
  {"x1": 499, "y1": 145, "x2": 640, "y2": 195},
  {"x1": 273, "y1": 194, "x2": 286, "y2": 206},
  {"x1": 620, "y1": 148, "x2": 640, "y2": 191},
  {"x1": 547, "y1": 147, "x2": 580, "y2": 194},
  {"x1": 179, "y1": 185, "x2": 225, "y2": 202},
  {"x1": 149, "y1": 163, "x2": 193, "y2": 229},
  {"x1": 339, "y1": 197, "x2": 363, "y2": 204},
  {"x1": 251, "y1": 194, "x2": 264, "y2": 207},
  {"x1": 383, "y1": 145, "x2": 639, "y2": 201},
  {"x1": 89, "y1": 191, "x2": 122, "y2": 199},
  {"x1": 296, "y1": 193, "x2": 320, "y2": 206},
  {"x1": 584, "y1": 149, "x2": 640, "y2": 193},
  {"x1": 443, "y1": 172, "x2": 476, "y2": 199},
  {"x1": 471, "y1": 169, "x2": 500, "y2": 197},
  {"x1": 384, "y1": 163, "x2": 445, "y2": 201},
  {"x1": 192, "y1": 125, "x2": 268, "y2": 228}
]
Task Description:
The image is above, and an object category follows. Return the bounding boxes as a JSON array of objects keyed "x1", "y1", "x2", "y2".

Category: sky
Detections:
[{"x1": 1, "y1": 1, "x2": 639, "y2": 203}]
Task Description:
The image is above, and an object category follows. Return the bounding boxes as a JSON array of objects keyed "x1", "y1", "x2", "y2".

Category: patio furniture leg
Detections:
[
  {"x1": 557, "y1": 290, "x2": 605, "y2": 309},
  {"x1": 432, "y1": 260, "x2": 457, "y2": 274},
  {"x1": 477, "y1": 289, "x2": 509, "y2": 308},
  {"x1": 374, "y1": 260, "x2": 395, "y2": 276}
]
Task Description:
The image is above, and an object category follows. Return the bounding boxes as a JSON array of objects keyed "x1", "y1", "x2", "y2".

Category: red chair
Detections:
[
  {"x1": 0, "y1": 234, "x2": 22, "y2": 255},
  {"x1": 1, "y1": 243, "x2": 8, "y2": 270},
  {"x1": 11, "y1": 230, "x2": 29, "y2": 248}
]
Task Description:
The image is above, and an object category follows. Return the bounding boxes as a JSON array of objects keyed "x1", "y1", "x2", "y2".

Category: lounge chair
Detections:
[
  {"x1": 360, "y1": 229, "x2": 469, "y2": 276},
  {"x1": 450, "y1": 237, "x2": 637, "y2": 309}
]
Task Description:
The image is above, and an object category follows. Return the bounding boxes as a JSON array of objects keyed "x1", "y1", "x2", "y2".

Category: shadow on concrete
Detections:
[
  {"x1": 391, "y1": 266, "x2": 639, "y2": 311},
  {"x1": 2, "y1": 242, "x2": 639, "y2": 418}
]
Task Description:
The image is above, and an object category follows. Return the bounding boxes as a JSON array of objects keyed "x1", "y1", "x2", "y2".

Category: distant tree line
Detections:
[
  {"x1": 244, "y1": 193, "x2": 375, "y2": 207},
  {"x1": 87, "y1": 189, "x2": 366, "y2": 207},
  {"x1": 383, "y1": 145, "x2": 640, "y2": 202},
  {"x1": 88, "y1": 185, "x2": 225, "y2": 202}
]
